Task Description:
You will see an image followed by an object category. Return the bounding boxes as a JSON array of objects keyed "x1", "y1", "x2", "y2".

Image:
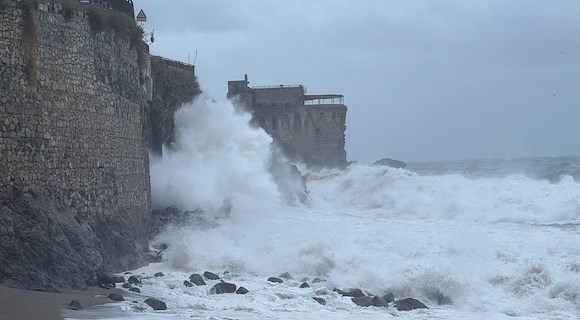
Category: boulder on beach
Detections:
[
  {"x1": 383, "y1": 292, "x2": 395, "y2": 303},
  {"x1": 394, "y1": 297, "x2": 428, "y2": 311},
  {"x1": 189, "y1": 274, "x2": 206, "y2": 286},
  {"x1": 279, "y1": 272, "x2": 292, "y2": 280},
  {"x1": 268, "y1": 277, "x2": 283, "y2": 284},
  {"x1": 154, "y1": 272, "x2": 164, "y2": 277},
  {"x1": 334, "y1": 288, "x2": 365, "y2": 298},
  {"x1": 108, "y1": 293, "x2": 124, "y2": 302},
  {"x1": 183, "y1": 280, "x2": 193, "y2": 287},
  {"x1": 313, "y1": 297, "x2": 326, "y2": 305},
  {"x1": 69, "y1": 300, "x2": 82, "y2": 310},
  {"x1": 352, "y1": 296, "x2": 373, "y2": 307},
  {"x1": 127, "y1": 276, "x2": 141, "y2": 285},
  {"x1": 210, "y1": 282, "x2": 237, "y2": 294},
  {"x1": 203, "y1": 271, "x2": 220, "y2": 280},
  {"x1": 236, "y1": 286, "x2": 249, "y2": 294},
  {"x1": 129, "y1": 287, "x2": 141, "y2": 293},
  {"x1": 144, "y1": 298, "x2": 167, "y2": 310},
  {"x1": 121, "y1": 283, "x2": 132, "y2": 289},
  {"x1": 372, "y1": 295, "x2": 388, "y2": 308},
  {"x1": 300, "y1": 282, "x2": 310, "y2": 288}
]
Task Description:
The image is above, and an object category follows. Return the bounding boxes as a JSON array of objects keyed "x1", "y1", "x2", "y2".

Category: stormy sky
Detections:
[{"x1": 137, "y1": 0, "x2": 580, "y2": 163}]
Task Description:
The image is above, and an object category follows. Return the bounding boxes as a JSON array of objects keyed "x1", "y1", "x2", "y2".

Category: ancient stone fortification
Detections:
[
  {"x1": 228, "y1": 75, "x2": 347, "y2": 167},
  {"x1": 0, "y1": 0, "x2": 151, "y2": 285}
]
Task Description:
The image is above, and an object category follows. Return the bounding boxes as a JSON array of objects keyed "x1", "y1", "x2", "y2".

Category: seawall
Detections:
[{"x1": 0, "y1": 0, "x2": 151, "y2": 289}]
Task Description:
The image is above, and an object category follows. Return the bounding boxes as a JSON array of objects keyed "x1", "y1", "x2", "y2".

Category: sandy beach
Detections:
[{"x1": 0, "y1": 286, "x2": 123, "y2": 320}]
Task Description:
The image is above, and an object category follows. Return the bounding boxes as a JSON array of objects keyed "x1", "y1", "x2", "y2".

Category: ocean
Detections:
[{"x1": 67, "y1": 99, "x2": 580, "y2": 320}]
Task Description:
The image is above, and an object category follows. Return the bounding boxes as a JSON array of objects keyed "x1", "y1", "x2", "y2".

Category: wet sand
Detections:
[{"x1": 0, "y1": 286, "x2": 122, "y2": 320}]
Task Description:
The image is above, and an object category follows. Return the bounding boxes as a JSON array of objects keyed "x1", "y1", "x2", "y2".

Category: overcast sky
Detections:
[{"x1": 137, "y1": 0, "x2": 580, "y2": 163}]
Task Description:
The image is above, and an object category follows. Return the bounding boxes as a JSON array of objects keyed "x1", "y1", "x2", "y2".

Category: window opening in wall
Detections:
[{"x1": 271, "y1": 116, "x2": 278, "y2": 130}]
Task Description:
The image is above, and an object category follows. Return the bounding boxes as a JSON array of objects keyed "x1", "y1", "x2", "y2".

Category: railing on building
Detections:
[
  {"x1": 156, "y1": 56, "x2": 195, "y2": 74},
  {"x1": 252, "y1": 84, "x2": 305, "y2": 91},
  {"x1": 304, "y1": 94, "x2": 344, "y2": 105}
]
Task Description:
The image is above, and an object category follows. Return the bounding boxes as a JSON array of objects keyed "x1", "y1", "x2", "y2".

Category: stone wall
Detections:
[
  {"x1": 0, "y1": 0, "x2": 151, "y2": 274},
  {"x1": 228, "y1": 76, "x2": 347, "y2": 167}
]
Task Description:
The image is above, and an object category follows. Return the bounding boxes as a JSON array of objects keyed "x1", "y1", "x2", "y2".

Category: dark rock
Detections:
[
  {"x1": 97, "y1": 275, "x2": 116, "y2": 287},
  {"x1": 203, "y1": 271, "x2": 220, "y2": 280},
  {"x1": 374, "y1": 157, "x2": 406, "y2": 169},
  {"x1": 124, "y1": 272, "x2": 133, "y2": 275},
  {"x1": 372, "y1": 295, "x2": 388, "y2": 308},
  {"x1": 99, "y1": 283, "x2": 114, "y2": 289},
  {"x1": 108, "y1": 293, "x2": 124, "y2": 302},
  {"x1": 267, "y1": 277, "x2": 283, "y2": 283},
  {"x1": 70, "y1": 300, "x2": 82, "y2": 310},
  {"x1": 269, "y1": 153, "x2": 309, "y2": 205},
  {"x1": 334, "y1": 288, "x2": 365, "y2": 298},
  {"x1": 383, "y1": 292, "x2": 395, "y2": 303},
  {"x1": 144, "y1": 298, "x2": 167, "y2": 310},
  {"x1": 189, "y1": 274, "x2": 206, "y2": 286},
  {"x1": 236, "y1": 286, "x2": 249, "y2": 294},
  {"x1": 0, "y1": 195, "x2": 149, "y2": 292},
  {"x1": 127, "y1": 276, "x2": 141, "y2": 284},
  {"x1": 300, "y1": 282, "x2": 310, "y2": 288},
  {"x1": 352, "y1": 296, "x2": 373, "y2": 307},
  {"x1": 154, "y1": 272, "x2": 164, "y2": 277},
  {"x1": 393, "y1": 298, "x2": 428, "y2": 311},
  {"x1": 183, "y1": 280, "x2": 193, "y2": 287},
  {"x1": 129, "y1": 287, "x2": 141, "y2": 293},
  {"x1": 121, "y1": 283, "x2": 132, "y2": 289},
  {"x1": 279, "y1": 272, "x2": 292, "y2": 280},
  {"x1": 312, "y1": 277, "x2": 325, "y2": 283},
  {"x1": 210, "y1": 282, "x2": 237, "y2": 294},
  {"x1": 315, "y1": 288, "x2": 329, "y2": 295},
  {"x1": 437, "y1": 294, "x2": 452, "y2": 305},
  {"x1": 111, "y1": 275, "x2": 125, "y2": 283},
  {"x1": 312, "y1": 297, "x2": 326, "y2": 305}
]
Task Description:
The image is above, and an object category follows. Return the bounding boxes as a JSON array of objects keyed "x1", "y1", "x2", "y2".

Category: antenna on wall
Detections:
[{"x1": 187, "y1": 50, "x2": 198, "y2": 65}]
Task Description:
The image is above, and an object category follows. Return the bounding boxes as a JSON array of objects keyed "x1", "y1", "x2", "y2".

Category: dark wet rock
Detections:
[
  {"x1": 279, "y1": 272, "x2": 292, "y2": 280},
  {"x1": 189, "y1": 274, "x2": 206, "y2": 286},
  {"x1": 236, "y1": 286, "x2": 249, "y2": 294},
  {"x1": 111, "y1": 276, "x2": 125, "y2": 283},
  {"x1": 210, "y1": 282, "x2": 237, "y2": 294},
  {"x1": 352, "y1": 296, "x2": 373, "y2": 307},
  {"x1": 394, "y1": 297, "x2": 428, "y2": 311},
  {"x1": 108, "y1": 293, "x2": 124, "y2": 302},
  {"x1": 300, "y1": 282, "x2": 310, "y2": 288},
  {"x1": 312, "y1": 277, "x2": 325, "y2": 283},
  {"x1": 268, "y1": 277, "x2": 283, "y2": 283},
  {"x1": 121, "y1": 283, "x2": 132, "y2": 289},
  {"x1": 183, "y1": 280, "x2": 194, "y2": 287},
  {"x1": 128, "y1": 276, "x2": 141, "y2": 284},
  {"x1": 144, "y1": 298, "x2": 167, "y2": 310},
  {"x1": 269, "y1": 154, "x2": 309, "y2": 205},
  {"x1": 0, "y1": 195, "x2": 148, "y2": 292},
  {"x1": 372, "y1": 295, "x2": 388, "y2": 308},
  {"x1": 124, "y1": 272, "x2": 133, "y2": 275},
  {"x1": 97, "y1": 275, "x2": 116, "y2": 287},
  {"x1": 313, "y1": 297, "x2": 326, "y2": 305},
  {"x1": 129, "y1": 287, "x2": 141, "y2": 293},
  {"x1": 374, "y1": 157, "x2": 406, "y2": 169},
  {"x1": 334, "y1": 288, "x2": 365, "y2": 298},
  {"x1": 203, "y1": 271, "x2": 220, "y2": 280},
  {"x1": 70, "y1": 300, "x2": 82, "y2": 310},
  {"x1": 383, "y1": 292, "x2": 395, "y2": 303},
  {"x1": 154, "y1": 272, "x2": 164, "y2": 277}
]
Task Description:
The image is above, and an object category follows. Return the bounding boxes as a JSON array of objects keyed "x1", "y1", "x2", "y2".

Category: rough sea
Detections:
[{"x1": 67, "y1": 99, "x2": 580, "y2": 320}]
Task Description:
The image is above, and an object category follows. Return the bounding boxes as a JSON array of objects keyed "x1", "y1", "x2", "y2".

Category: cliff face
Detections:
[{"x1": 0, "y1": 0, "x2": 151, "y2": 289}]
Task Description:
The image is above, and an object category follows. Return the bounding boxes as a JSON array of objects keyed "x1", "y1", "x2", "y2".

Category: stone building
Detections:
[{"x1": 228, "y1": 75, "x2": 347, "y2": 167}]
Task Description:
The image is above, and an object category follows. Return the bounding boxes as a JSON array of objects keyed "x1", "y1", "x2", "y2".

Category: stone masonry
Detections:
[
  {"x1": 228, "y1": 75, "x2": 347, "y2": 167},
  {"x1": 0, "y1": 0, "x2": 151, "y2": 271}
]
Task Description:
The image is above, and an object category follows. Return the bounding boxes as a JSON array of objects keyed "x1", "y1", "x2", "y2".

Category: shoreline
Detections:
[{"x1": 0, "y1": 285, "x2": 124, "y2": 320}]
